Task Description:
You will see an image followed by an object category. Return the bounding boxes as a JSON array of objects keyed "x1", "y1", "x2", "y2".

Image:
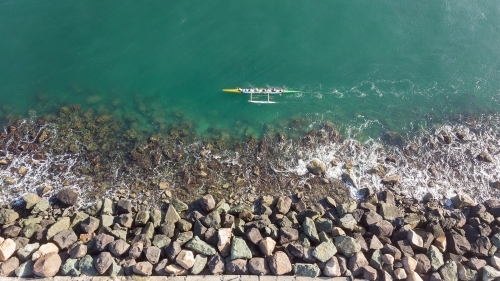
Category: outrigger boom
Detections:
[{"x1": 222, "y1": 88, "x2": 301, "y2": 104}]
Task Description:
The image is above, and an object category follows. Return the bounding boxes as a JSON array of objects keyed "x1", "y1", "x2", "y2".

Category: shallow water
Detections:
[{"x1": 1, "y1": 1, "x2": 500, "y2": 140}]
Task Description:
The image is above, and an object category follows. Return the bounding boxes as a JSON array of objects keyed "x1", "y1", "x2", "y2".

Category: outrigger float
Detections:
[{"x1": 222, "y1": 88, "x2": 301, "y2": 104}]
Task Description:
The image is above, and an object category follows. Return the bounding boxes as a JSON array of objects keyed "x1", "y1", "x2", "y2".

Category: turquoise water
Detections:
[{"x1": 1, "y1": 1, "x2": 500, "y2": 140}]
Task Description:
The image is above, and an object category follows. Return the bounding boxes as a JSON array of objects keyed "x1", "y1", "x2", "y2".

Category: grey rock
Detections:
[
  {"x1": 135, "y1": 211, "x2": 150, "y2": 226},
  {"x1": 335, "y1": 235, "x2": 361, "y2": 258},
  {"x1": 109, "y1": 258, "x2": 123, "y2": 277},
  {"x1": 427, "y1": 245, "x2": 444, "y2": 271},
  {"x1": 312, "y1": 241, "x2": 337, "y2": 262},
  {"x1": 165, "y1": 205, "x2": 181, "y2": 223},
  {"x1": 46, "y1": 217, "x2": 70, "y2": 239},
  {"x1": 470, "y1": 236, "x2": 492, "y2": 258},
  {"x1": 117, "y1": 213, "x2": 133, "y2": 228},
  {"x1": 379, "y1": 203, "x2": 402, "y2": 220},
  {"x1": 171, "y1": 198, "x2": 188, "y2": 212},
  {"x1": 32, "y1": 199, "x2": 49, "y2": 214},
  {"x1": 15, "y1": 259, "x2": 35, "y2": 277},
  {"x1": 414, "y1": 253, "x2": 431, "y2": 275},
  {"x1": 86, "y1": 200, "x2": 103, "y2": 216},
  {"x1": 202, "y1": 211, "x2": 221, "y2": 229},
  {"x1": 439, "y1": 260, "x2": 458, "y2": 281},
  {"x1": 303, "y1": 217, "x2": 320, "y2": 243},
  {"x1": 151, "y1": 209, "x2": 163, "y2": 228},
  {"x1": 152, "y1": 234, "x2": 171, "y2": 249},
  {"x1": 20, "y1": 223, "x2": 41, "y2": 239},
  {"x1": 191, "y1": 254, "x2": 208, "y2": 275},
  {"x1": 61, "y1": 258, "x2": 80, "y2": 276},
  {"x1": 185, "y1": 235, "x2": 217, "y2": 256},
  {"x1": 22, "y1": 193, "x2": 40, "y2": 209},
  {"x1": 176, "y1": 231, "x2": 194, "y2": 246},
  {"x1": 142, "y1": 222, "x2": 155, "y2": 240},
  {"x1": 144, "y1": 246, "x2": 161, "y2": 264},
  {"x1": 467, "y1": 257, "x2": 487, "y2": 270},
  {"x1": 482, "y1": 265, "x2": 500, "y2": 280},
  {"x1": 369, "y1": 249, "x2": 383, "y2": 270},
  {"x1": 17, "y1": 242, "x2": 39, "y2": 261},
  {"x1": 176, "y1": 219, "x2": 192, "y2": 232},
  {"x1": 231, "y1": 236, "x2": 252, "y2": 260},
  {"x1": 101, "y1": 198, "x2": 114, "y2": 215},
  {"x1": 447, "y1": 231, "x2": 471, "y2": 255},
  {"x1": 294, "y1": 263, "x2": 321, "y2": 277},
  {"x1": 79, "y1": 254, "x2": 98, "y2": 276},
  {"x1": 340, "y1": 214, "x2": 357, "y2": 231}
]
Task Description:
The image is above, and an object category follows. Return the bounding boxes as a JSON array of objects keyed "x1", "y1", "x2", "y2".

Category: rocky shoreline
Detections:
[{"x1": 1, "y1": 189, "x2": 500, "y2": 280}]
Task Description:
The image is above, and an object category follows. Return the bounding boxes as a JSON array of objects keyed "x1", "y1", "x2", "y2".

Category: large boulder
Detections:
[
  {"x1": 33, "y1": 252, "x2": 62, "y2": 277},
  {"x1": 269, "y1": 251, "x2": 292, "y2": 275}
]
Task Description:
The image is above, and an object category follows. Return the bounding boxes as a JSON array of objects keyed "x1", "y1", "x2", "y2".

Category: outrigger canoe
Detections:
[{"x1": 222, "y1": 88, "x2": 301, "y2": 104}]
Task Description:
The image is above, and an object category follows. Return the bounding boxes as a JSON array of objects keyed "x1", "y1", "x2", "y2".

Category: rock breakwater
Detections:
[{"x1": 1, "y1": 189, "x2": 500, "y2": 280}]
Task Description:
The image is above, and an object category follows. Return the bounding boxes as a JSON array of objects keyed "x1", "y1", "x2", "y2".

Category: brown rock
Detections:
[
  {"x1": 165, "y1": 264, "x2": 188, "y2": 275},
  {"x1": 0, "y1": 256, "x2": 19, "y2": 277},
  {"x1": 268, "y1": 251, "x2": 292, "y2": 275},
  {"x1": 248, "y1": 257, "x2": 271, "y2": 275},
  {"x1": 133, "y1": 261, "x2": 153, "y2": 276},
  {"x1": 0, "y1": 238, "x2": 16, "y2": 261},
  {"x1": 68, "y1": 244, "x2": 87, "y2": 259},
  {"x1": 94, "y1": 251, "x2": 113, "y2": 274},
  {"x1": 33, "y1": 252, "x2": 61, "y2": 277},
  {"x1": 226, "y1": 259, "x2": 249, "y2": 275}
]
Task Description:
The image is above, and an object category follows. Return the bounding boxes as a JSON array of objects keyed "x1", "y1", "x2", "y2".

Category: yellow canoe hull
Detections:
[{"x1": 222, "y1": 89, "x2": 241, "y2": 93}]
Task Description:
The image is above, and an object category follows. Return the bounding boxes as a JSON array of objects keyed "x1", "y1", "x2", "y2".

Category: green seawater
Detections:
[{"x1": 1, "y1": 1, "x2": 500, "y2": 140}]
